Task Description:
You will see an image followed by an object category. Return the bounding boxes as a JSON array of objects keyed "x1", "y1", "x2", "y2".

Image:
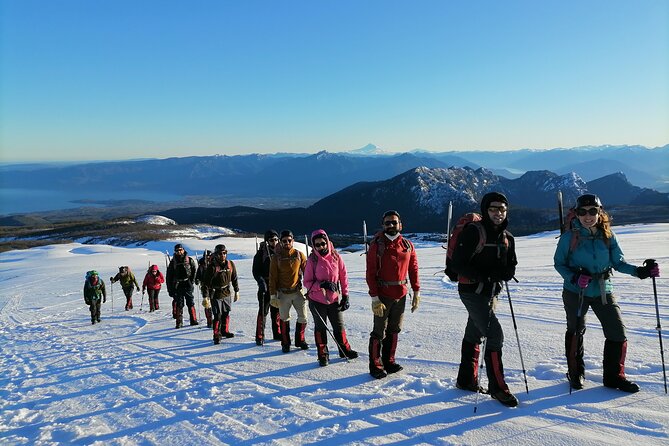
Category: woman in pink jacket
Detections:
[
  {"x1": 142, "y1": 264, "x2": 165, "y2": 312},
  {"x1": 304, "y1": 229, "x2": 358, "y2": 366}
]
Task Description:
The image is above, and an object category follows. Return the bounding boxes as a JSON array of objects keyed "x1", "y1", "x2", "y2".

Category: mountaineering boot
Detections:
[
  {"x1": 255, "y1": 312, "x2": 265, "y2": 346},
  {"x1": 172, "y1": 300, "x2": 177, "y2": 319},
  {"x1": 222, "y1": 314, "x2": 234, "y2": 338},
  {"x1": 271, "y1": 306, "x2": 282, "y2": 340},
  {"x1": 456, "y1": 339, "x2": 483, "y2": 392},
  {"x1": 316, "y1": 330, "x2": 329, "y2": 366},
  {"x1": 485, "y1": 350, "x2": 519, "y2": 407},
  {"x1": 382, "y1": 333, "x2": 403, "y2": 374},
  {"x1": 335, "y1": 329, "x2": 358, "y2": 359},
  {"x1": 175, "y1": 307, "x2": 183, "y2": 329},
  {"x1": 603, "y1": 340, "x2": 640, "y2": 393},
  {"x1": 213, "y1": 320, "x2": 221, "y2": 345},
  {"x1": 281, "y1": 320, "x2": 291, "y2": 353},
  {"x1": 369, "y1": 337, "x2": 387, "y2": 379},
  {"x1": 565, "y1": 331, "x2": 585, "y2": 390},
  {"x1": 188, "y1": 306, "x2": 199, "y2": 326},
  {"x1": 295, "y1": 322, "x2": 309, "y2": 350},
  {"x1": 205, "y1": 307, "x2": 213, "y2": 328}
]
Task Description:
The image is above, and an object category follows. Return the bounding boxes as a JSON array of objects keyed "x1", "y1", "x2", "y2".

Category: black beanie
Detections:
[
  {"x1": 280, "y1": 230, "x2": 293, "y2": 240},
  {"x1": 264, "y1": 229, "x2": 279, "y2": 241},
  {"x1": 480, "y1": 192, "x2": 509, "y2": 215}
]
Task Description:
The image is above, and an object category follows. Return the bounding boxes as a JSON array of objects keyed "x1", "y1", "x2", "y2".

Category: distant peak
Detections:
[{"x1": 347, "y1": 144, "x2": 389, "y2": 155}]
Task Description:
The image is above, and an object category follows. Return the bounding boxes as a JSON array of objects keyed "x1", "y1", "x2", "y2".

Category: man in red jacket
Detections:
[{"x1": 366, "y1": 210, "x2": 420, "y2": 379}]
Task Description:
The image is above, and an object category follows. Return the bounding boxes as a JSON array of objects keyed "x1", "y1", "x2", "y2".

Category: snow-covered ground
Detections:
[{"x1": 1, "y1": 224, "x2": 668, "y2": 445}]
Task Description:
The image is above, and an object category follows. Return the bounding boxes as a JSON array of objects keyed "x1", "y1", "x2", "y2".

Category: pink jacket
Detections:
[{"x1": 304, "y1": 231, "x2": 349, "y2": 305}]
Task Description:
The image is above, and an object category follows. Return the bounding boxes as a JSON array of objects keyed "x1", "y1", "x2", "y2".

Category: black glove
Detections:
[
  {"x1": 339, "y1": 294, "x2": 350, "y2": 311},
  {"x1": 637, "y1": 259, "x2": 658, "y2": 280},
  {"x1": 320, "y1": 281, "x2": 338, "y2": 292},
  {"x1": 109, "y1": 276, "x2": 114, "y2": 282},
  {"x1": 257, "y1": 279, "x2": 267, "y2": 294}
]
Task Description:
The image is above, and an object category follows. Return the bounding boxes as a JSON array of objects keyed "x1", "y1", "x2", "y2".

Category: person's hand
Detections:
[
  {"x1": 320, "y1": 281, "x2": 338, "y2": 292},
  {"x1": 234, "y1": 291, "x2": 240, "y2": 302},
  {"x1": 411, "y1": 290, "x2": 421, "y2": 313},
  {"x1": 194, "y1": 279, "x2": 200, "y2": 286},
  {"x1": 270, "y1": 295, "x2": 280, "y2": 308},
  {"x1": 136, "y1": 286, "x2": 141, "y2": 292},
  {"x1": 371, "y1": 297, "x2": 386, "y2": 317},
  {"x1": 339, "y1": 294, "x2": 350, "y2": 311},
  {"x1": 637, "y1": 259, "x2": 660, "y2": 279},
  {"x1": 109, "y1": 277, "x2": 114, "y2": 282}
]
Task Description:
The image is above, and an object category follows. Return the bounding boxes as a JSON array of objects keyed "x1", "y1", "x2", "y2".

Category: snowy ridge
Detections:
[{"x1": 1, "y1": 224, "x2": 668, "y2": 445}]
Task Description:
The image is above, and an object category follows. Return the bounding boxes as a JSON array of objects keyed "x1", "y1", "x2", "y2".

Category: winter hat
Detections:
[
  {"x1": 174, "y1": 243, "x2": 183, "y2": 251},
  {"x1": 214, "y1": 244, "x2": 227, "y2": 253},
  {"x1": 264, "y1": 229, "x2": 279, "y2": 241},
  {"x1": 150, "y1": 264, "x2": 159, "y2": 271},
  {"x1": 480, "y1": 192, "x2": 509, "y2": 215},
  {"x1": 311, "y1": 229, "x2": 328, "y2": 244},
  {"x1": 280, "y1": 230, "x2": 293, "y2": 240},
  {"x1": 382, "y1": 209, "x2": 401, "y2": 222},
  {"x1": 576, "y1": 194, "x2": 602, "y2": 208}
]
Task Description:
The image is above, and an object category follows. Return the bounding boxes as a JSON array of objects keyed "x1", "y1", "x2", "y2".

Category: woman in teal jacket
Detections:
[{"x1": 554, "y1": 194, "x2": 659, "y2": 393}]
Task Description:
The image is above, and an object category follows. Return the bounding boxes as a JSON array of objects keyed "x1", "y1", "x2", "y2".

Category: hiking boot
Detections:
[
  {"x1": 221, "y1": 332, "x2": 234, "y2": 338},
  {"x1": 282, "y1": 344, "x2": 291, "y2": 353},
  {"x1": 176, "y1": 321, "x2": 183, "y2": 329},
  {"x1": 567, "y1": 373, "x2": 585, "y2": 390},
  {"x1": 339, "y1": 349, "x2": 359, "y2": 359},
  {"x1": 370, "y1": 368, "x2": 387, "y2": 379},
  {"x1": 190, "y1": 320, "x2": 199, "y2": 326},
  {"x1": 97, "y1": 317, "x2": 101, "y2": 323},
  {"x1": 296, "y1": 341, "x2": 309, "y2": 350},
  {"x1": 273, "y1": 335, "x2": 282, "y2": 341},
  {"x1": 91, "y1": 319, "x2": 96, "y2": 325},
  {"x1": 319, "y1": 357, "x2": 329, "y2": 367},
  {"x1": 491, "y1": 389, "x2": 519, "y2": 407},
  {"x1": 384, "y1": 362, "x2": 403, "y2": 374},
  {"x1": 256, "y1": 338, "x2": 263, "y2": 346},
  {"x1": 213, "y1": 335, "x2": 221, "y2": 345},
  {"x1": 604, "y1": 377, "x2": 640, "y2": 393},
  {"x1": 456, "y1": 381, "x2": 488, "y2": 394}
]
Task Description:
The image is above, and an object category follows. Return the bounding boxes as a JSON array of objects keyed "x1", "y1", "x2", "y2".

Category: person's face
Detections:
[
  {"x1": 313, "y1": 237, "x2": 328, "y2": 252},
  {"x1": 576, "y1": 205, "x2": 599, "y2": 228},
  {"x1": 383, "y1": 216, "x2": 401, "y2": 235},
  {"x1": 281, "y1": 236, "x2": 293, "y2": 248},
  {"x1": 174, "y1": 247, "x2": 185, "y2": 256},
  {"x1": 487, "y1": 201, "x2": 507, "y2": 226},
  {"x1": 267, "y1": 236, "x2": 279, "y2": 248},
  {"x1": 216, "y1": 250, "x2": 227, "y2": 260}
]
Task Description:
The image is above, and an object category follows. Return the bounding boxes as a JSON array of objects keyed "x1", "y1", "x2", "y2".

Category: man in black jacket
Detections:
[
  {"x1": 451, "y1": 192, "x2": 519, "y2": 407},
  {"x1": 252, "y1": 229, "x2": 282, "y2": 345},
  {"x1": 166, "y1": 243, "x2": 198, "y2": 329}
]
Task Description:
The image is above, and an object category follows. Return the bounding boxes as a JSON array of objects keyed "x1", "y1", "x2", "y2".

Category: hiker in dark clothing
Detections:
[
  {"x1": 554, "y1": 193, "x2": 660, "y2": 393},
  {"x1": 142, "y1": 264, "x2": 164, "y2": 312},
  {"x1": 166, "y1": 243, "x2": 198, "y2": 328},
  {"x1": 195, "y1": 250, "x2": 213, "y2": 328},
  {"x1": 110, "y1": 266, "x2": 140, "y2": 311},
  {"x1": 84, "y1": 270, "x2": 106, "y2": 324},
  {"x1": 203, "y1": 244, "x2": 240, "y2": 344},
  {"x1": 451, "y1": 192, "x2": 519, "y2": 408},
  {"x1": 252, "y1": 230, "x2": 282, "y2": 345}
]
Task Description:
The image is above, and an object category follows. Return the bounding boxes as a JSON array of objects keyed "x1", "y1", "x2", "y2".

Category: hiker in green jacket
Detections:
[
  {"x1": 84, "y1": 270, "x2": 106, "y2": 324},
  {"x1": 110, "y1": 266, "x2": 140, "y2": 311}
]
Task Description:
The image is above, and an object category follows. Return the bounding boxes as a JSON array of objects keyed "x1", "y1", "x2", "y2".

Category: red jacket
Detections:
[
  {"x1": 366, "y1": 232, "x2": 419, "y2": 300},
  {"x1": 142, "y1": 271, "x2": 165, "y2": 291}
]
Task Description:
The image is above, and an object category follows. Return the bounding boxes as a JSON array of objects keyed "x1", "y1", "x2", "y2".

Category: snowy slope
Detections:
[{"x1": 1, "y1": 225, "x2": 668, "y2": 445}]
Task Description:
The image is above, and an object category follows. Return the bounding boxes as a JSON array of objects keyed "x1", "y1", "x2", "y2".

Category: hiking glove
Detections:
[
  {"x1": 339, "y1": 294, "x2": 350, "y2": 311},
  {"x1": 234, "y1": 291, "x2": 240, "y2": 302},
  {"x1": 637, "y1": 259, "x2": 660, "y2": 279},
  {"x1": 320, "y1": 281, "x2": 338, "y2": 292},
  {"x1": 371, "y1": 296, "x2": 386, "y2": 317},
  {"x1": 270, "y1": 295, "x2": 280, "y2": 308},
  {"x1": 194, "y1": 279, "x2": 200, "y2": 286},
  {"x1": 575, "y1": 273, "x2": 591, "y2": 289},
  {"x1": 411, "y1": 290, "x2": 420, "y2": 313}
]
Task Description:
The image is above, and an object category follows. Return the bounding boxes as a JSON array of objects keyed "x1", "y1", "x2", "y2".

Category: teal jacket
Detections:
[{"x1": 554, "y1": 220, "x2": 638, "y2": 297}]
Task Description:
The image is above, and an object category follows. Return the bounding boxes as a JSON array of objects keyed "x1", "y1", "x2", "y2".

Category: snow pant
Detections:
[
  {"x1": 146, "y1": 288, "x2": 161, "y2": 312},
  {"x1": 369, "y1": 295, "x2": 405, "y2": 374},
  {"x1": 256, "y1": 287, "x2": 281, "y2": 343},
  {"x1": 122, "y1": 286, "x2": 134, "y2": 310},
  {"x1": 459, "y1": 291, "x2": 509, "y2": 393},
  {"x1": 309, "y1": 299, "x2": 355, "y2": 362},
  {"x1": 89, "y1": 300, "x2": 102, "y2": 323},
  {"x1": 456, "y1": 339, "x2": 481, "y2": 390},
  {"x1": 200, "y1": 286, "x2": 213, "y2": 327},
  {"x1": 562, "y1": 288, "x2": 628, "y2": 382},
  {"x1": 174, "y1": 284, "x2": 196, "y2": 328},
  {"x1": 211, "y1": 297, "x2": 232, "y2": 341}
]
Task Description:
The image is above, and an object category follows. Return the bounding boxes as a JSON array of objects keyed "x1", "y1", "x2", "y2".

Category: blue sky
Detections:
[{"x1": 1, "y1": 0, "x2": 667, "y2": 162}]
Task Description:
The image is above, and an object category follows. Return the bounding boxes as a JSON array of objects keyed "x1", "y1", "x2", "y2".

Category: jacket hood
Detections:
[
  {"x1": 311, "y1": 229, "x2": 328, "y2": 244},
  {"x1": 480, "y1": 192, "x2": 509, "y2": 226}
]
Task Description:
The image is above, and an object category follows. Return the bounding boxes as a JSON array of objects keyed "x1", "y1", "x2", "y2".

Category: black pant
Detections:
[
  {"x1": 174, "y1": 284, "x2": 195, "y2": 310},
  {"x1": 89, "y1": 299, "x2": 101, "y2": 321},
  {"x1": 309, "y1": 300, "x2": 345, "y2": 334},
  {"x1": 459, "y1": 291, "x2": 503, "y2": 351},
  {"x1": 562, "y1": 289, "x2": 626, "y2": 342},
  {"x1": 211, "y1": 297, "x2": 231, "y2": 333}
]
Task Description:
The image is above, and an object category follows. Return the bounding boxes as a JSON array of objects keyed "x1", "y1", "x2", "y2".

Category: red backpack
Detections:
[{"x1": 444, "y1": 213, "x2": 508, "y2": 282}]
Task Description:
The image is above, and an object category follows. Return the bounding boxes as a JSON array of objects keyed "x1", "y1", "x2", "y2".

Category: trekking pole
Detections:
[
  {"x1": 474, "y1": 298, "x2": 495, "y2": 414},
  {"x1": 194, "y1": 251, "x2": 204, "y2": 329},
  {"x1": 362, "y1": 220, "x2": 368, "y2": 256},
  {"x1": 649, "y1": 265, "x2": 667, "y2": 393},
  {"x1": 443, "y1": 200, "x2": 453, "y2": 270},
  {"x1": 140, "y1": 291, "x2": 145, "y2": 312},
  {"x1": 313, "y1": 305, "x2": 350, "y2": 362},
  {"x1": 505, "y1": 280, "x2": 529, "y2": 394},
  {"x1": 110, "y1": 281, "x2": 115, "y2": 314}
]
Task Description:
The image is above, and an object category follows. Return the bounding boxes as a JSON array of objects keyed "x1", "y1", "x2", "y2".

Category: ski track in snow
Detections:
[{"x1": 1, "y1": 224, "x2": 668, "y2": 445}]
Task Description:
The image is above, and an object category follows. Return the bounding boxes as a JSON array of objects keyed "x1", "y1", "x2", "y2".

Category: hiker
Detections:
[
  {"x1": 366, "y1": 210, "x2": 420, "y2": 379},
  {"x1": 554, "y1": 193, "x2": 660, "y2": 393},
  {"x1": 203, "y1": 244, "x2": 240, "y2": 344},
  {"x1": 110, "y1": 266, "x2": 140, "y2": 311},
  {"x1": 84, "y1": 270, "x2": 106, "y2": 324},
  {"x1": 269, "y1": 230, "x2": 309, "y2": 353},
  {"x1": 450, "y1": 192, "x2": 519, "y2": 407},
  {"x1": 304, "y1": 229, "x2": 358, "y2": 366},
  {"x1": 195, "y1": 250, "x2": 214, "y2": 328},
  {"x1": 252, "y1": 229, "x2": 282, "y2": 345},
  {"x1": 166, "y1": 243, "x2": 198, "y2": 328},
  {"x1": 141, "y1": 264, "x2": 164, "y2": 312}
]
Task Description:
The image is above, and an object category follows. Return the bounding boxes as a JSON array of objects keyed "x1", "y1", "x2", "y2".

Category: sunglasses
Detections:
[
  {"x1": 314, "y1": 242, "x2": 327, "y2": 248},
  {"x1": 488, "y1": 205, "x2": 508, "y2": 213},
  {"x1": 268, "y1": 238, "x2": 279, "y2": 242},
  {"x1": 281, "y1": 238, "x2": 293, "y2": 244},
  {"x1": 216, "y1": 250, "x2": 228, "y2": 255},
  {"x1": 383, "y1": 220, "x2": 399, "y2": 226},
  {"x1": 576, "y1": 207, "x2": 599, "y2": 216}
]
